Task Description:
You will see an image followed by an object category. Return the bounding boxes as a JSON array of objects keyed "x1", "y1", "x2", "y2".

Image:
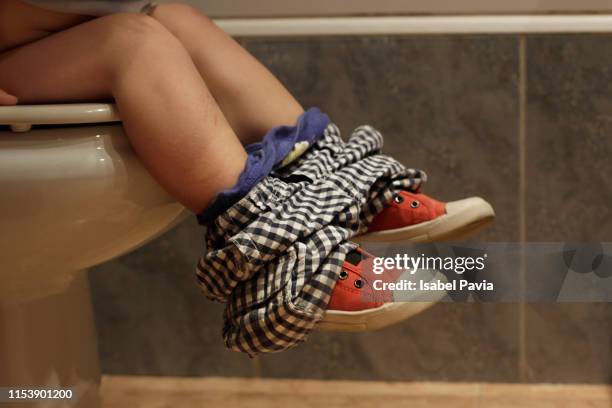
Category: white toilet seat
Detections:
[{"x1": 0, "y1": 103, "x2": 120, "y2": 132}]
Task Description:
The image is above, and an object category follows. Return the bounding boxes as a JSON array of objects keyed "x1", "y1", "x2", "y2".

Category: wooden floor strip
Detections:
[{"x1": 101, "y1": 375, "x2": 612, "y2": 408}]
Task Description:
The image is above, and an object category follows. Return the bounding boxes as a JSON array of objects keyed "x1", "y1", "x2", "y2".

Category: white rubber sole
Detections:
[
  {"x1": 318, "y1": 270, "x2": 448, "y2": 332},
  {"x1": 353, "y1": 196, "x2": 495, "y2": 243},
  {"x1": 318, "y1": 301, "x2": 435, "y2": 332}
]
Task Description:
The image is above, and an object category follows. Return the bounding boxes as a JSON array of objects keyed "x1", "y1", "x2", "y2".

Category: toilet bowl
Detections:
[{"x1": 0, "y1": 104, "x2": 189, "y2": 407}]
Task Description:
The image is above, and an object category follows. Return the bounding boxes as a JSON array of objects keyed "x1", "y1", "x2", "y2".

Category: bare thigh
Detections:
[
  {"x1": 0, "y1": 14, "x2": 120, "y2": 102},
  {"x1": 0, "y1": 0, "x2": 93, "y2": 53},
  {"x1": 0, "y1": 13, "x2": 246, "y2": 213}
]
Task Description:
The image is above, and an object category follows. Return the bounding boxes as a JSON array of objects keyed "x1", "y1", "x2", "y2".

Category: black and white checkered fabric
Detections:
[{"x1": 196, "y1": 124, "x2": 426, "y2": 356}]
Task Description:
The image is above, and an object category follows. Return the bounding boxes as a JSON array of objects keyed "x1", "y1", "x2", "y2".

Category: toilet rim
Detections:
[{"x1": 0, "y1": 103, "x2": 120, "y2": 130}]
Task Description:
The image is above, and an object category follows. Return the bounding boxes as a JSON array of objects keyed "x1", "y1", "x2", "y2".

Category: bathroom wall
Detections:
[{"x1": 89, "y1": 34, "x2": 612, "y2": 383}]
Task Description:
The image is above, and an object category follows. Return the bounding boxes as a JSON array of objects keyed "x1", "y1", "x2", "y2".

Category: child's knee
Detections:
[
  {"x1": 149, "y1": 3, "x2": 216, "y2": 34},
  {"x1": 97, "y1": 12, "x2": 183, "y2": 74},
  {"x1": 105, "y1": 13, "x2": 174, "y2": 48}
]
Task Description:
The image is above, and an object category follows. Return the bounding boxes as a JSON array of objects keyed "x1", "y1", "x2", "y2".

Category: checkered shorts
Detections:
[{"x1": 196, "y1": 124, "x2": 426, "y2": 356}]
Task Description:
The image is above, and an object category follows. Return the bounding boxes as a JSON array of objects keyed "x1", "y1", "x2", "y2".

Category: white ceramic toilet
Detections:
[{"x1": 0, "y1": 104, "x2": 189, "y2": 407}]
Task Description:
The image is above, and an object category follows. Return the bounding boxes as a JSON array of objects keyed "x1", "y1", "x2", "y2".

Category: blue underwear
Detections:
[{"x1": 197, "y1": 107, "x2": 330, "y2": 225}]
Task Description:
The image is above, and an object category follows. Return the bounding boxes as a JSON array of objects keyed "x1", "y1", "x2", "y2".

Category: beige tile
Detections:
[
  {"x1": 101, "y1": 375, "x2": 611, "y2": 408},
  {"x1": 479, "y1": 383, "x2": 612, "y2": 408},
  {"x1": 102, "y1": 376, "x2": 479, "y2": 408}
]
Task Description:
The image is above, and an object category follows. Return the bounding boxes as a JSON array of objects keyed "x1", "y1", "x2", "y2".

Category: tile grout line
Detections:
[
  {"x1": 518, "y1": 40, "x2": 528, "y2": 241},
  {"x1": 251, "y1": 355, "x2": 263, "y2": 378},
  {"x1": 518, "y1": 34, "x2": 528, "y2": 383}
]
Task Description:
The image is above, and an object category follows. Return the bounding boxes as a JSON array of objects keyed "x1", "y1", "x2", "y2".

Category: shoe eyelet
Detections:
[
  {"x1": 339, "y1": 270, "x2": 349, "y2": 280},
  {"x1": 410, "y1": 200, "x2": 420, "y2": 208},
  {"x1": 393, "y1": 195, "x2": 404, "y2": 204},
  {"x1": 354, "y1": 279, "x2": 364, "y2": 289}
]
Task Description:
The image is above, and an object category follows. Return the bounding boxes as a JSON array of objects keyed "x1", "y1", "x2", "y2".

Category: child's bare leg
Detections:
[
  {"x1": 0, "y1": 13, "x2": 247, "y2": 214},
  {"x1": 149, "y1": 3, "x2": 304, "y2": 144}
]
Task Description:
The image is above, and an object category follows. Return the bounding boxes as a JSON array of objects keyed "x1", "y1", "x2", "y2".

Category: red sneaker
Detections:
[
  {"x1": 356, "y1": 191, "x2": 495, "y2": 243},
  {"x1": 318, "y1": 247, "x2": 444, "y2": 332}
]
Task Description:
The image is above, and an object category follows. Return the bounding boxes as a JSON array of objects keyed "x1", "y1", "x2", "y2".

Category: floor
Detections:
[{"x1": 101, "y1": 375, "x2": 612, "y2": 408}]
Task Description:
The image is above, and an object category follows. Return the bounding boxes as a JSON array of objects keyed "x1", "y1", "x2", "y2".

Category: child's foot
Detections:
[
  {"x1": 355, "y1": 191, "x2": 495, "y2": 243},
  {"x1": 318, "y1": 247, "x2": 447, "y2": 332}
]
